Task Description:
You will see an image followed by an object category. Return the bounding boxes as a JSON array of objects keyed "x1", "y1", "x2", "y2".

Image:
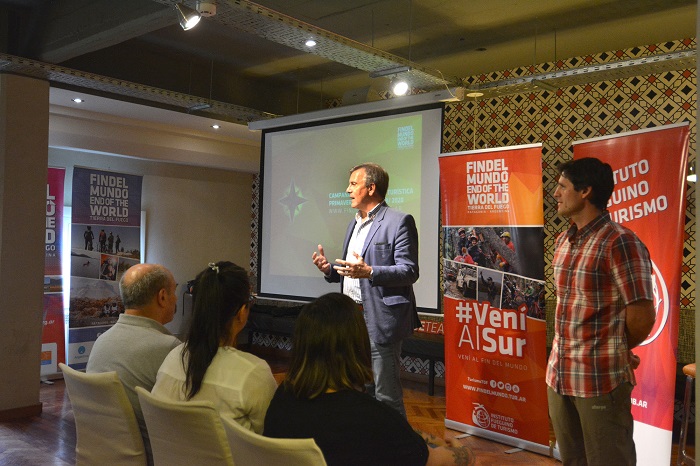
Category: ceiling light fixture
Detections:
[
  {"x1": 465, "y1": 90, "x2": 484, "y2": 98},
  {"x1": 188, "y1": 102, "x2": 211, "y2": 112},
  {"x1": 391, "y1": 78, "x2": 409, "y2": 96},
  {"x1": 196, "y1": 1, "x2": 216, "y2": 17},
  {"x1": 305, "y1": 39, "x2": 317, "y2": 47},
  {"x1": 687, "y1": 160, "x2": 696, "y2": 183},
  {"x1": 72, "y1": 97, "x2": 84, "y2": 103},
  {"x1": 176, "y1": 2, "x2": 201, "y2": 30}
]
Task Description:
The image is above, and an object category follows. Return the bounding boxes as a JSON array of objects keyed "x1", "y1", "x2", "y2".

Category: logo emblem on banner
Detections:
[
  {"x1": 472, "y1": 403, "x2": 490, "y2": 428},
  {"x1": 642, "y1": 261, "x2": 669, "y2": 345}
]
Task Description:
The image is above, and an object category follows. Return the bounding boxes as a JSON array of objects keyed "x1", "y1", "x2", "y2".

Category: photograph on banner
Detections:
[
  {"x1": 502, "y1": 274, "x2": 546, "y2": 320},
  {"x1": 71, "y1": 224, "x2": 140, "y2": 258},
  {"x1": 99, "y1": 254, "x2": 117, "y2": 281},
  {"x1": 70, "y1": 249, "x2": 101, "y2": 279},
  {"x1": 43, "y1": 275, "x2": 62, "y2": 293},
  {"x1": 443, "y1": 226, "x2": 545, "y2": 278},
  {"x1": 69, "y1": 276, "x2": 122, "y2": 328},
  {"x1": 443, "y1": 260, "x2": 477, "y2": 300}
]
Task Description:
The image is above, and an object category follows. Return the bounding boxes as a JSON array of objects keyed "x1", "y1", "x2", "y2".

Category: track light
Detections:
[
  {"x1": 391, "y1": 78, "x2": 409, "y2": 96},
  {"x1": 369, "y1": 65, "x2": 411, "y2": 79},
  {"x1": 687, "y1": 160, "x2": 696, "y2": 183},
  {"x1": 176, "y1": 2, "x2": 201, "y2": 30},
  {"x1": 188, "y1": 102, "x2": 211, "y2": 112}
]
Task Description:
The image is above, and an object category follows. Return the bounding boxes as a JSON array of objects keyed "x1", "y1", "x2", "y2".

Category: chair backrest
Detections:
[
  {"x1": 135, "y1": 386, "x2": 234, "y2": 466},
  {"x1": 221, "y1": 414, "x2": 327, "y2": 466},
  {"x1": 59, "y1": 363, "x2": 147, "y2": 466}
]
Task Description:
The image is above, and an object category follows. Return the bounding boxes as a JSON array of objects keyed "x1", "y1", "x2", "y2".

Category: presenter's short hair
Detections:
[
  {"x1": 284, "y1": 293, "x2": 372, "y2": 399},
  {"x1": 351, "y1": 163, "x2": 389, "y2": 199},
  {"x1": 557, "y1": 157, "x2": 614, "y2": 211}
]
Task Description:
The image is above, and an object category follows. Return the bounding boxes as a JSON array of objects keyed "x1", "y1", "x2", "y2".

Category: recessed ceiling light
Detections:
[
  {"x1": 72, "y1": 98, "x2": 84, "y2": 103},
  {"x1": 211, "y1": 124, "x2": 220, "y2": 129},
  {"x1": 391, "y1": 78, "x2": 409, "y2": 96},
  {"x1": 305, "y1": 39, "x2": 317, "y2": 47}
]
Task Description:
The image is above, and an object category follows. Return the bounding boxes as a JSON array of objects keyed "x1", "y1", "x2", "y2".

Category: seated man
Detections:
[{"x1": 86, "y1": 263, "x2": 181, "y2": 464}]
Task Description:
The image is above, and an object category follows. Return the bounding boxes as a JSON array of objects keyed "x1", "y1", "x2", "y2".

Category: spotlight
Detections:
[
  {"x1": 687, "y1": 160, "x2": 696, "y2": 183},
  {"x1": 391, "y1": 78, "x2": 409, "y2": 96},
  {"x1": 176, "y1": 2, "x2": 201, "y2": 30},
  {"x1": 305, "y1": 39, "x2": 317, "y2": 47}
]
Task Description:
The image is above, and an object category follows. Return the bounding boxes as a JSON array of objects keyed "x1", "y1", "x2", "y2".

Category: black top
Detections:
[{"x1": 264, "y1": 386, "x2": 429, "y2": 466}]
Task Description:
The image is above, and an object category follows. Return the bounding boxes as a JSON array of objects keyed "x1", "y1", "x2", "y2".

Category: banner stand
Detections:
[{"x1": 440, "y1": 144, "x2": 550, "y2": 456}]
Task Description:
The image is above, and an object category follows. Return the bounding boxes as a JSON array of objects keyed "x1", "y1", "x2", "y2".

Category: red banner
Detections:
[
  {"x1": 440, "y1": 145, "x2": 550, "y2": 455},
  {"x1": 42, "y1": 167, "x2": 66, "y2": 376},
  {"x1": 573, "y1": 123, "x2": 689, "y2": 466}
]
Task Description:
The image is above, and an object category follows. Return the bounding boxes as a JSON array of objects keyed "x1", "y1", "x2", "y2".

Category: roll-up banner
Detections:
[
  {"x1": 572, "y1": 123, "x2": 690, "y2": 466},
  {"x1": 439, "y1": 144, "x2": 550, "y2": 455},
  {"x1": 67, "y1": 167, "x2": 143, "y2": 369},
  {"x1": 42, "y1": 167, "x2": 66, "y2": 377}
]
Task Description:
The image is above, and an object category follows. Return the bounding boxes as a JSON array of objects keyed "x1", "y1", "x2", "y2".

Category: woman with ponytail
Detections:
[{"x1": 152, "y1": 261, "x2": 276, "y2": 433}]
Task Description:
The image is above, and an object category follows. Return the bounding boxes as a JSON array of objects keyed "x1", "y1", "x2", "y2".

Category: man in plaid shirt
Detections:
[{"x1": 546, "y1": 157, "x2": 656, "y2": 465}]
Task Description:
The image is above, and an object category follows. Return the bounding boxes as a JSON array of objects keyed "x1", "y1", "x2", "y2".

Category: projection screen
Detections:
[{"x1": 257, "y1": 103, "x2": 443, "y2": 312}]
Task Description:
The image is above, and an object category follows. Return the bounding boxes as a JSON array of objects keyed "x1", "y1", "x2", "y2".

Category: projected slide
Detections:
[{"x1": 260, "y1": 105, "x2": 442, "y2": 311}]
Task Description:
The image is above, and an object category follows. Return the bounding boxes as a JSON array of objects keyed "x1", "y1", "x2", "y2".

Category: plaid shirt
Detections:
[{"x1": 546, "y1": 213, "x2": 653, "y2": 397}]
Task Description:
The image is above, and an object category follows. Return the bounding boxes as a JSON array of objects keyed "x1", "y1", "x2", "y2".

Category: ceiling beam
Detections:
[{"x1": 38, "y1": 0, "x2": 174, "y2": 63}]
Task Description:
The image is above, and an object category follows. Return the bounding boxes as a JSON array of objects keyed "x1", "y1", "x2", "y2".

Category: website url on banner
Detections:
[{"x1": 463, "y1": 385, "x2": 526, "y2": 402}]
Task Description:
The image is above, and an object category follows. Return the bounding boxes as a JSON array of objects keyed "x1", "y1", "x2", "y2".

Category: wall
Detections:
[
  {"x1": 0, "y1": 75, "x2": 49, "y2": 418},
  {"x1": 441, "y1": 38, "x2": 697, "y2": 363}
]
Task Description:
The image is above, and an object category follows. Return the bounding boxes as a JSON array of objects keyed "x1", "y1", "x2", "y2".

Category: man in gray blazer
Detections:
[{"x1": 312, "y1": 162, "x2": 419, "y2": 416}]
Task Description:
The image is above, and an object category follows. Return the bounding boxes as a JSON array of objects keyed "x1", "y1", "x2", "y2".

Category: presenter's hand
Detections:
[
  {"x1": 312, "y1": 244, "x2": 331, "y2": 275},
  {"x1": 334, "y1": 252, "x2": 372, "y2": 279}
]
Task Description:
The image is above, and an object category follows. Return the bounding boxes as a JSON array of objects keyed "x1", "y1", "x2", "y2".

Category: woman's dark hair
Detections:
[
  {"x1": 182, "y1": 261, "x2": 249, "y2": 400},
  {"x1": 284, "y1": 293, "x2": 372, "y2": 399},
  {"x1": 557, "y1": 157, "x2": 614, "y2": 211}
]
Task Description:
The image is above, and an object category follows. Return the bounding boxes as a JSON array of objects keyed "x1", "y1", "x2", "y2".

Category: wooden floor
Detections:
[{"x1": 0, "y1": 355, "x2": 693, "y2": 465}]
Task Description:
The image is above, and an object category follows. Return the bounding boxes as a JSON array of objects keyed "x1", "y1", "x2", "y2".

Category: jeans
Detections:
[{"x1": 366, "y1": 338, "x2": 406, "y2": 417}]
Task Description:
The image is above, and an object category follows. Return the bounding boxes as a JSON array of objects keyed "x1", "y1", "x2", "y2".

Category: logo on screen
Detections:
[
  {"x1": 279, "y1": 180, "x2": 307, "y2": 222},
  {"x1": 397, "y1": 125, "x2": 414, "y2": 149}
]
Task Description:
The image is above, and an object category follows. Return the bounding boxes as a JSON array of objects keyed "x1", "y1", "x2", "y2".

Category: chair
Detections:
[
  {"x1": 678, "y1": 363, "x2": 696, "y2": 466},
  {"x1": 221, "y1": 414, "x2": 327, "y2": 466},
  {"x1": 135, "y1": 387, "x2": 234, "y2": 466},
  {"x1": 59, "y1": 363, "x2": 147, "y2": 466}
]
